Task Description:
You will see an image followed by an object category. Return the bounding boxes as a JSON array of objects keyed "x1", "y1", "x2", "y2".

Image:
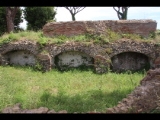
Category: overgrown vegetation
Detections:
[
  {"x1": 0, "y1": 65, "x2": 145, "y2": 113},
  {"x1": 0, "y1": 29, "x2": 159, "y2": 47}
]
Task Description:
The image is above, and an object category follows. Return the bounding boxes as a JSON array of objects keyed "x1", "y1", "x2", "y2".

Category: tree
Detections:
[
  {"x1": 64, "y1": 7, "x2": 85, "y2": 21},
  {"x1": 23, "y1": 7, "x2": 56, "y2": 31},
  {"x1": 0, "y1": 7, "x2": 23, "y2": 36},
  {"x1": 113, "y1": 7, "x2": 129, "y2": 20},
  {"x1": 5, "y1": 7, "x2": 21, "y2": 33}
]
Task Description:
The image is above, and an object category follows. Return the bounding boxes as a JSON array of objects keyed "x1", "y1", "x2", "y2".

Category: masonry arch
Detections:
[
  {"x1": 109, "y1": 40, "x2": 156, "y2": 70},
  {"x1": 50, "y1": 42, "x2": 96, "y2": 67},
  {"x1": 54, "y1": 50, "x2": 94, "y2": 71},
  {"x1": 3, "y1": 50, "x2": 37, "y2": 66},
  {"x1": 0, "y1": 41, "x2": 39, "y2": 67},
  {"x1": 1, "y1": 41, "x2": 38, "y2": 55},
  {"x1": 110, "y1": 51, "x2": 150, "y2": 72}
]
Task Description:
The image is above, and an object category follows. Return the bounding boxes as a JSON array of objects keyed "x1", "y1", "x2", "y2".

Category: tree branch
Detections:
[{"x1": 74, "y1": 7, "x2": 85, "y2": 14}]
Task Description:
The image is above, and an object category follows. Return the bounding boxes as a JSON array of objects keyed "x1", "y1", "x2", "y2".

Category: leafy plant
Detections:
[{"x1": 33, "y1": 60, "x2": 43, "y2": 71}]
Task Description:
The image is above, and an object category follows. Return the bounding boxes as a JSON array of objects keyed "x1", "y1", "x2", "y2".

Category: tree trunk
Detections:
[
  {"x1": 123, "y1": 8, "x2": 128, "y2": 20},
  {"x1": 71, "y1": 13, "x2": 76, "y2": 21},
  {"x1": 113, "y1": 7, "x2": 129, "y2": 20},
  {"x1": 5, "y1": 7, "x2": 18, "y2": 33}
]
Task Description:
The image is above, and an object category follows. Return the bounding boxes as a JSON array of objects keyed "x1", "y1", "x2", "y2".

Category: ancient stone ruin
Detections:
[
  {"x1": 0, "y1": 19, "x2": 159, "y2": 73},
  {"x1": 106, "y1": 68, "x2": 160, "y2": 113},
  {"x1": 1, "y1": 19, "x2": 160, "y2": 113},
  {"x1": 43, "y1": 19, "x2": 156, "y2": 38}
]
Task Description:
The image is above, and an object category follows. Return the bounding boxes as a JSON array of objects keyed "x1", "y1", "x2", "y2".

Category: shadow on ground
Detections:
[{"x1": 37, "y1": 88, "x2": 133, "y2": 113}]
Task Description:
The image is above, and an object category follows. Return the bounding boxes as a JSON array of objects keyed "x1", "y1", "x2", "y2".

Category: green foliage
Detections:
[
  {"x1": 106, "y1": 29, "x2": 121, "y2": 41},
  {"x1": 0, "y1": 31, "x2": 51, "y2": 46},
  {"x1": 0, "y1": 32, "x2": 19, "y2": 46},
  {"x1": 23, "y1": 7, "x2": 56, "y2": 31},
  {"x1": 155, "y1": 29, "x2": 160, "y2": 35},
  {"x1": 121, "y1": 33, "x2": 143, "y2": 39},
  {"x1": 85, "y1": 31, "x2": 108, "y2": 43},
  {"x1": 33, "y1": 61, "x2": 43, "y2": 71},
  {"x1": 38, "y1": 32, "x2": 49, "y2": 47},
  {"x1": 105, "y1": 28, "x2": 155, "y2": 42},
  {"x1": 0, "y1": 29, "x2": 159, "y2": 48},
  {"x1": 0, "y1": 7, "x2": 23, "y2": 36},
  {"x1": 149, "y1": 31, "x2": 156, "y2": 39},
  {"x1": 56, "y1": 35, "x2": 68, "y2": 40}
]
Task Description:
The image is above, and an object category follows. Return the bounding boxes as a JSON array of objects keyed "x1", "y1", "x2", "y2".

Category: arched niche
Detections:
[
  {"x1": 111, "y1": 52, "x2": 150, "y2": 72},
  {"x1": 3, "y1": 50, "x2": 36, "y2": 66},
  {"x1": 54, "y1": 51, "x2": 94, "y2": 71}
]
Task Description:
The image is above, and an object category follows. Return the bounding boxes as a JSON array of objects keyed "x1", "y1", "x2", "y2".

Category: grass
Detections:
[
  {"x1": 0, "y1": 29, "x2": 160, "y2": 47},
  {"x1": 0, "y1": 30, "x2": 95, "y2": 46},
  {"x1": 0, "y1": 65, "x2": 145, "y2": 113}
]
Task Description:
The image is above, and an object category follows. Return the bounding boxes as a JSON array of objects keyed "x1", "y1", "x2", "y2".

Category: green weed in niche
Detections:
[{"x1": 34, "y1": 60, "x2": 43, "y2": 71}]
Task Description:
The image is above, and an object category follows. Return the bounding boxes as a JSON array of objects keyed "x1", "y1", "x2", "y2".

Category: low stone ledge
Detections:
[{"x1": 1, "y1": 103, "x2": 66, "y2": 113}]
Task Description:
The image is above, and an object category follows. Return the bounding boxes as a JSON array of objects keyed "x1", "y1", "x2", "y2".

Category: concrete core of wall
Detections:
[
  {"x1": 4, "y1": 50, "x2": 36, "y2": 66},
  {"x1": 54, "y1": 51, "x2": 94, "y2": 70},
  {"x1": 111, "y1": 52, "x2": 150, "y2": 72}
]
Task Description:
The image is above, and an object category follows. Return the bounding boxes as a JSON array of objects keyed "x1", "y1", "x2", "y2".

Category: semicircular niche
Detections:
[
  {"x1": 111, "y1": 52, "x2": 150, "y2": 72},
  {"x1": 3, "y1": 50, "x2": 36, "y2": 66},
  {"x1": 54, "y1": 51, "x2": 94, "y2": 71}
]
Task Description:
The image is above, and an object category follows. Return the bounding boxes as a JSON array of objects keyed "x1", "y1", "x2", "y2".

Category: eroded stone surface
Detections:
[
  {"x1": 111, "y1": 52, "x2": 150, "y2": 72},
  {"x1": 54, "y1": 51, "x2": 94, "y2": 70},
  {"x1": 0, "y1": 19, "x2": 159, "y2": 73},
  {"x1": 1, "y1": 103, "x2": 66, "y2": 114},
  {"x1": 106, "y1": 68, "x2": 160, "y2": 113},
  {"x1": 4, "y1": 50, "x2": 36, "y2": 66},
  {"x1": 43, "y1": 20, "x2": 157, "y2": 38},
  {"x1": 0, "y1": 39, "x2": 160, "y2": 73}
]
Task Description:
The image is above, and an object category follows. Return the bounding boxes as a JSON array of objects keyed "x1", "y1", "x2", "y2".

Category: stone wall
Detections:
[
  {"x1": 108, "y1": 39, "x2": 156, "y2": 72},
  {"x1": 43, "y1": 19, "x2": 157, "y2": 38},
  {"x1": 106, "y1": 68, "x2": 160, "y2": 113},
  {"x1": 0, "y1": 39, "x2": 160, "y2": 73},
  {"x1": 0, "y1": 40, "x2": 51, "y2": 72},
  {"x1": 0, "y1": 20, "x2": 159, "y2": 73}
]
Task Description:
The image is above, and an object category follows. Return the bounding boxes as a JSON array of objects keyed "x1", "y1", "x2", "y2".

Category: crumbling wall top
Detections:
[{"x1": 42, "y1": 19, "x2": 157, "y2": 38}]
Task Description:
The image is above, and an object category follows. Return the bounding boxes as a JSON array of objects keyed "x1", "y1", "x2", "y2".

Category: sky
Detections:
[{"x1": 20, "y1": 7, "x2": 160, "y2": 30}]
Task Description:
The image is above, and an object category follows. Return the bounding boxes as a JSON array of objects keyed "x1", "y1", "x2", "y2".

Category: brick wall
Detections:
[{"x1": 42, "y1": 19, "x2": 157, "y2": 38}]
